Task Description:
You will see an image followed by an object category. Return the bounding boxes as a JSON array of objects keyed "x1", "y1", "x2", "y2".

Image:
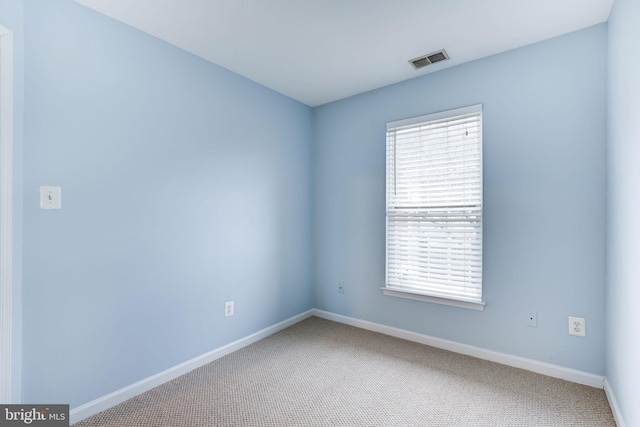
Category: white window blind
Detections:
[{"x1": 385, "y1": 104, "x2": 483, "y2": 305}]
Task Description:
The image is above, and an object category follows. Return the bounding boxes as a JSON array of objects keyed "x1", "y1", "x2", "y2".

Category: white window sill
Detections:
[{"x1": 381, "y1": 287, "x2": 485, "y2": 311}]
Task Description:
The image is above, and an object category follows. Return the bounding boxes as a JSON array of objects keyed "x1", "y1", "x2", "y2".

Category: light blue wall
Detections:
[
  {"x1": 0, "y1": 0, "x2": 25, "y2": 404},
  {"x1": 314, "y1": 25, "x2": 607, "y2": 374},
  {"x1": 20, "y1": 0, "x2": 313, "y2": 407},
  {"x1": 606, "y1": 0, "x2": 640, "y2": 424}
]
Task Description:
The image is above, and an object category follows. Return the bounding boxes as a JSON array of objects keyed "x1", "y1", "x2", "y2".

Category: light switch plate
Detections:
[{"x1": 39, "y1": 186, "x2": 62, "y2": 209}]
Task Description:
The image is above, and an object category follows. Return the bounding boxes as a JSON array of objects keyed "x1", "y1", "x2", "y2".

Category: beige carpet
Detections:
[{"x1": 73, "y1": 317, "x2": 615, "y2": 426}]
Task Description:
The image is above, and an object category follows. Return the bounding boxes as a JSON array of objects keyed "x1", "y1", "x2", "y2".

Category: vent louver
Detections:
[{"x1": 409, "y1": 49, "x2": 450, "y2": 70}]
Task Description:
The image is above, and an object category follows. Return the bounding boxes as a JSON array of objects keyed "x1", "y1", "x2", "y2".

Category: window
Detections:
[{"x1": 383, "y1": 105, "x2": 484, "y2": 310}]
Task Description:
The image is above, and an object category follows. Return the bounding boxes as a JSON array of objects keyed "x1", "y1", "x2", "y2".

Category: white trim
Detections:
[
  {"x1": 0, "y1": 25, "x2": 14, "y2": 405},
  {"x1": 312, "y1": 309, "x2": 605, "y2": 389},
  {"x1": 604, "y1": 378, "x2": 626, "y2": 427},
  {"x1": 69, "y1": 309, "x2": 314, "y2": 425},
  {"x1": 387, "y1": 104, "x2": 483, "y2": 130},
  {"x1": 381, "y1": 287, "x2": 485, "y2": 311}
]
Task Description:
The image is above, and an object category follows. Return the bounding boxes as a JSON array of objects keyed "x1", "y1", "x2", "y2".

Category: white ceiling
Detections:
[{"x1": 72, "y1": 0, "x2": 614, "y2": 107}]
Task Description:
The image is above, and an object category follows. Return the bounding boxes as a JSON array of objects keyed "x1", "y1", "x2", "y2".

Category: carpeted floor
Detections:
[{"x1": 73, "y1": 317, "x2": 615, "y2": 426}]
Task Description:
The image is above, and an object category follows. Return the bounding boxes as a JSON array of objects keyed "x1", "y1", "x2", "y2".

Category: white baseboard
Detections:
[
  {"x1": 69, "y1": 309, "x2": 314, "y2": 425},
  {"x1": 312, "y1": 309, "x2": 605, "y2": 389},
  {"x1": 604, "y1": 378, "x2": 626, "y2": 427}
]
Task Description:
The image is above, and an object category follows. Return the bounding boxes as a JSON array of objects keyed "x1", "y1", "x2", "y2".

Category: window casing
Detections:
[{"x1": 384, "y1": 105, "x2": 484, "y2": 310}]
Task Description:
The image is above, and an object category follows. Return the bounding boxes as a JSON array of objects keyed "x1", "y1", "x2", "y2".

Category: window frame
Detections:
[{"x1": 382, "y1": 104, "x2": 485, "y2": 311}]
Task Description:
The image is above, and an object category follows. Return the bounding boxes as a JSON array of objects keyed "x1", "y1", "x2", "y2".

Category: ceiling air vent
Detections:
[{"x1": 409, "y1": 49, "x2": 450, "y2": 70}]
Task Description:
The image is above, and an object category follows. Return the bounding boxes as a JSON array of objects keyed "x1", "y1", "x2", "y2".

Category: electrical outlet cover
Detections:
[
  {"x1": 568, "y1": 316, "x2": 586, "y2": 337},
  {"x1": 225, "y1": 301, "x2": 234, "y2": 317}
]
